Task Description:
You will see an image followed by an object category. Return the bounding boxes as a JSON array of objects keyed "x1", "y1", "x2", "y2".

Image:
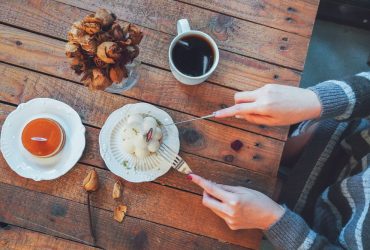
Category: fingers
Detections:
[
  {"x1": 236, "y1": 113, "x2": 273, "y2": 125},
  {"x1": 190, "y1": 174, "x2": 233, "y2": 201},
  {"x1": 234, "y1": 91, "x2": 257, "y2": 104},
  {"x1": 217, "y1": 184, "x2": 245, "y2": 193},
  {"x1": 214, "y1": 103, "x2": 258, "y2": 118},
  {"x1": 202, "y1": 191, "x2": 229, "y2": 217},
  {"x1": 203, "y1": 192, "x2": 241, "y2": 231}
]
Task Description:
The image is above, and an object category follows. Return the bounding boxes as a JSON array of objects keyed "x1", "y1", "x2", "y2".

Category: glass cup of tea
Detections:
[{"x1": 169, "y1": 19, "x2": 219, "y2": 85}]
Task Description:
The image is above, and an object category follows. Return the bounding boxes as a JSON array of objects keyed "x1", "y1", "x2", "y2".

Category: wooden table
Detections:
[{"x1": 0, "y1": 0, "x2": 319, "y2": 249}]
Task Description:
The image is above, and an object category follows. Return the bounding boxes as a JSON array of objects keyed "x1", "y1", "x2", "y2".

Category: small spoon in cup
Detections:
[{"x1": 31, "y1": 137, "x2": 48, "y2": 142}]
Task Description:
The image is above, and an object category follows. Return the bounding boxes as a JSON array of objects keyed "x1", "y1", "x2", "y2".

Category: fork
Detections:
[{"x1": 159, "y1": 143, "x2": 192, "y2": 174}]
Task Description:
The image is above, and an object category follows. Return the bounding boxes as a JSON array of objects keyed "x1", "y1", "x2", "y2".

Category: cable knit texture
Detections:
[
  {"x1": 265, "y1": 208, "x2": 312, "y2": 249},
  {"x1": 265, "y1": 72, "x2": 370, "y2": 250},
  {"x1": 308, "y1": 81, "x2": 349, "y2": 119}
]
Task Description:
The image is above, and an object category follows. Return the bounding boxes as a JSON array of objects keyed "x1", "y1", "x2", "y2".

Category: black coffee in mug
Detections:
[{"x1": 172, "y1": 35, "x2": 215, "y2": 77}]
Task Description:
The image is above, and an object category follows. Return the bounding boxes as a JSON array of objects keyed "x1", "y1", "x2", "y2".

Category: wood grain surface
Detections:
[
  {"x1": 0, "y1": 225, "x2": 98, "y2": 250},
  {"x1": 1, "y1": 156, "x2": 263, "y2": 247},
  {"x1": 0, "y1": 0, "x2": 319, "y2": 248},
  {"x1": 57, "y1": 0, "x2": 310, "y2": 70},
  {"x1": 0, "y1": 182, "x2": 251, "y2": 249},
  {"x1": 0, "y1": 0, "x2": 301, "y2": 91},
  {"x1": 181, "y1": 0, "x2": 318, "y2": 37},
  {"x1": 0, "y1": 0, "x2": 301, "y2": 141},
  {"x1": 0, "y1": 60, "x2": 284, "y2": 176},
  {"x1": 0, "y1": 102, "x2": 277, "y2": 196},
  {"x1": 0, "y1": 22, "x2": 289, "y2": 140}
]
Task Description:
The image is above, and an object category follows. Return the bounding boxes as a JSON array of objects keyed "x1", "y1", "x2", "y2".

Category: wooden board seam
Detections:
[
  {"x1": 0, "y1": 8, "x2": 297, "y2": 140},
  {"x1": 0, "y1": 17, "x2": 304, "y2": 75},
  {"x1": 0, "y1": 181, "x2": 257, "y2": 248},
  {"x1": 0, "y1": 101, "x2": 277, "y2": 196},
  {"x1": 175, "y1": 0, "x2": 316, "y2": 38},
  {"x1": 0, "y1": 22, "x2": 290, "y2": 141},
  {"x1": 54, "y1": 0, "x2": 309, "y2": 70},
  {"x1": 0, "y1": 59, "x2": 287, "y2": 143},
  {"x1": 0, "y1": 0, "x2": 303, "y2": 92},
  {"x1": 0, "y1": 102, "x2": 278, "y2": 198},
  {"x1": 0, "y1": 223, "x2": 102, "y2": 249}
]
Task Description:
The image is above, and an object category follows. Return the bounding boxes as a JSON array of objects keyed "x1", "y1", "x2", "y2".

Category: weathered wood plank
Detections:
[
  {"x1": 79, "y1": 125, "x2": 278, "y2": 196},
  {"x1": 0, "y1": 225, "x2": 98, "y2": 250},
  {"x1": 0, "y1": 183, "x2": 253, "y2": 249},
  {"x1": 0, "y1": 102, "x2": 277, "y2": 196},
  {"x1": 0, "y1": 0, "x2": 301, "y2": 92},
  {"x1": 57, "y1": 0, "x2": 309, "y2": 70},
  {"x1": 303, "y1": 0, "x2": 320, "y2": 5},
  {"x1": 0, "y1": 23, "x2": 289, "y2": 141},
  {"x1": 0, "y1": 166, "x2": 258, "y2": 249},
  {"x1": 0, "y1": 43, "x2": 284, "y2": 176},
  {"x1": 181, "y1": 0, "x2": 318, "y2": 37},
  {"x1": 0, "y1": 1, "x2": 298, "y2": 140}
]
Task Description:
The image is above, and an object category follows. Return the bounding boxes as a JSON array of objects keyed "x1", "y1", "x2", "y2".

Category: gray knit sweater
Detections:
[{"x1": 265, "y1": 72, "x2": 370, "y2": 249}]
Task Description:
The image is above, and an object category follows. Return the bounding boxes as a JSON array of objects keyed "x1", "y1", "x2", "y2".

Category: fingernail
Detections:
[
  {"x1": 186, "y1": 174, "x2": 192, "y2": 180},
  {"x1": 235, "y1": 115, "x2": 242, "y2": 119}
]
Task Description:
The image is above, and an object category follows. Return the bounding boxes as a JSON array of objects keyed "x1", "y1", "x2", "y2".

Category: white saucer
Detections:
[
  {"x1": 99, "y1": 103, "x2": 179, "y2": 183},
  {"x1": 0, "y1": 98, "x2": 86, "y2": 181}
]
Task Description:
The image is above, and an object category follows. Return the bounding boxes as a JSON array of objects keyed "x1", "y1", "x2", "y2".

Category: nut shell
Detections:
[
  {"x1": 112, "y1": 181, "x2": 122, "y2": 199},
  {"x1": 82, "y1": 169, "x2": 99, "y2": 192},
  {"x1": 114, "y1": 205, "x2": 127, "y2": 222}
]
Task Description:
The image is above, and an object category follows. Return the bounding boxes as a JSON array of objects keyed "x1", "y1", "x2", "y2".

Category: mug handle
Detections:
[{"x1": 177, "y1": 19, "x2": 191, "y2": 35}]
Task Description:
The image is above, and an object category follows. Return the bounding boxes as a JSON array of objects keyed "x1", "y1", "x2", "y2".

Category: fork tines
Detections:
[{"x1": 159, "y1": 143, "x2": 192, "y2": 174}]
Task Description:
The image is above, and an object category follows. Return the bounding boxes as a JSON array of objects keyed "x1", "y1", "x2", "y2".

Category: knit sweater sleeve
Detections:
[
  {"x1": 264, "y1": 208, "x2": 343, "y2": 250},
  {"x1": 308, "y1": 72, "x2": 370, "y2": 120}
]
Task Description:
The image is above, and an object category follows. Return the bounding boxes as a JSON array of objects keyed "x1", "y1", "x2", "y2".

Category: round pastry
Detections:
[
  {"x1": 21, "y1": 118, "x2": 65, "y2": 158},
  {"x1": 122, "y1": 114, "x2": 163, "y2": 158}
]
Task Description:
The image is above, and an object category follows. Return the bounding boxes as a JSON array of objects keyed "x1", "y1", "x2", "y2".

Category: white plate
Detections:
[
  {"x1": 99, "y1": 103, "x2": 179, "y2": 182},
  {"x1": 0, "y1": 98, "x2": 86, "y2": 181}
]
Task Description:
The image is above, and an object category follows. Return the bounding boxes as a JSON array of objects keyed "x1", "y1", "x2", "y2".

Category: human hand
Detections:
[
  {"x1": 215, "y1": 84, "x2": 322, "y2": 126},
  {"x1": 189, "y1": 174, "x2": 285, "y2": 230}
]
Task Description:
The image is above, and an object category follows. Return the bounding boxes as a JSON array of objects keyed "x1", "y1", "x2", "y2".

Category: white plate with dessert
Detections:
[
  {"x1": 99, "y1": 102, "x2": 179, "y2": 182},
  {"x1": 0, "y1": 98, "x2": 86, "y2": 181}
]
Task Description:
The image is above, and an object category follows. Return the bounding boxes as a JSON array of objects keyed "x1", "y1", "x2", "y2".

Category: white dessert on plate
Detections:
[
  {"x1": 121, "y1": 114, "x2": 163, "y2": 158},
  {"x1": 99, "y1": 103, "x2": 179, "y2": 183}
]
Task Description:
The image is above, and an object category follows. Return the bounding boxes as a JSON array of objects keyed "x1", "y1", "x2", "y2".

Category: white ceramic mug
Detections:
[{"x1": 169, "y1": 19, "x2": 219, "y2": 85}]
